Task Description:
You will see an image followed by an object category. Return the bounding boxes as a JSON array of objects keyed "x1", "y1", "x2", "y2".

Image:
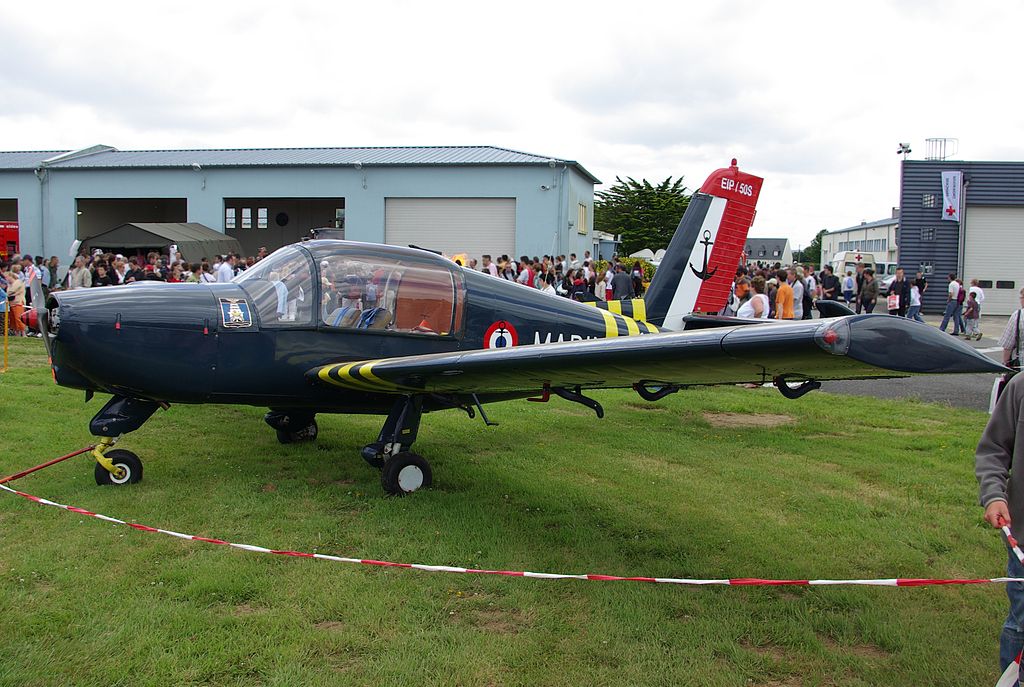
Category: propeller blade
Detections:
[{"x1": 28, "y1": 277, "x2": 54, "y2": 356}]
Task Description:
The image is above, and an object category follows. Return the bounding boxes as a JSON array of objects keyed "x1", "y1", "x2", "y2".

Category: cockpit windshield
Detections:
[
  {"x1": 310, "y1": 246, "x2": 464, "y2": 336},
  {"x1": 234, "y1": 246, "x2": 315, "y2": 328}
]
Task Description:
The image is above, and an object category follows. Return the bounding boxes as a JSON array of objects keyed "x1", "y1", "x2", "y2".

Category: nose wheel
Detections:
[
  {"x1": 380, "y1": 452, "x2": 432, "y2": 496},
  {"x1": 94, "y1": 449, "x2": 143, "y2": 485}
]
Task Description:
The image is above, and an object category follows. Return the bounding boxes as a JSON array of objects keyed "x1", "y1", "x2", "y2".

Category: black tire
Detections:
[
  {"x1": 94, "y1": 449, "x2": 143, "y2": 486},
  {"x1": 380, "y1": 452, "x2": 432, "y2": 496},
  {"x1": 276, "y1": 419, "x2": 318, "y2": 444}
]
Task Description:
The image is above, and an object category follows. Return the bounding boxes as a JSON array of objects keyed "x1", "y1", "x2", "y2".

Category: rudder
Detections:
[{"x1": 642, "y1": 160, "x2": 763, "y2": 330}]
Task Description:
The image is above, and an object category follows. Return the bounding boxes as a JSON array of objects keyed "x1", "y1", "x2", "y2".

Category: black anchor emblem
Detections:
[{"x1": 689, "y1": 230, "x2": 718, "y2": 281}]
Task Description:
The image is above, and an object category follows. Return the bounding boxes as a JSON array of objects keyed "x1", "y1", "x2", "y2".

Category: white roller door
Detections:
[
  {"x1": 385, "y1": 198, "x2": 515, "y2": 261},
  {"x1": 964, "y1": 206, "x2": 1024, "y2": 315}
]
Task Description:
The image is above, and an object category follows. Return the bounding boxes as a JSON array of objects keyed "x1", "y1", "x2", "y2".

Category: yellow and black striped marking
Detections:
[
  {"x1": 588, "y1": 299, "x2": 660, "y2": 335},
  {"x1": 317, "y1": 360, "x2": 420, "y2": 393}
]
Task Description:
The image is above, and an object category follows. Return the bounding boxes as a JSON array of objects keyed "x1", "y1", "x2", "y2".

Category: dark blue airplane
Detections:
[{"x1": 29, "y1": 162, "x2": 1004, "y2": 495}]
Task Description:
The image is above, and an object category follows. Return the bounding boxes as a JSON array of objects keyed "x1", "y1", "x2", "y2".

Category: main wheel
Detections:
[
  {"x1": 276, "y1": 419, "x2": 318, "y2": 444},
  {"x1": 94, "y1": 449, "x2": 143, "y2": 486},
  {"x1": 380, "y1": 452, "x2": 432, "y2": 496}
]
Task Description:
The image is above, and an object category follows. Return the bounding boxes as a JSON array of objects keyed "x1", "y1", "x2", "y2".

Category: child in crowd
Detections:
[
  {"x1": 963, "y1": 291, "x2": 981, "y2": 340},
  {"x1": 842, "y1": 271, "x2": 855, "y2": 304}
]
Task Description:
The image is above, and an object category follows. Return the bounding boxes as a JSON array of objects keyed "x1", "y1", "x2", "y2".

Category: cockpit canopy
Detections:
[{"x1": 234, "y1": 242, "x2": 465, "y2": 336}]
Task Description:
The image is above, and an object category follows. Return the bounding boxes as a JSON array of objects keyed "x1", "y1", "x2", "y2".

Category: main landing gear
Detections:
[
  {"x1": 88, "y1": 396, "x2": 161, "y2": 486},
  {"x1": 264, "y1": 410, "x2": 319, "y2": 444},
  {"x1": 361, "y1": 395, "x2": 432, "y2": 496}
]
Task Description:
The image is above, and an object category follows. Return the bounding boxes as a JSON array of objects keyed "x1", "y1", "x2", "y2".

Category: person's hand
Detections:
[{"x1": 985, "y1": 500, "x2": 1011, "y2": 529}]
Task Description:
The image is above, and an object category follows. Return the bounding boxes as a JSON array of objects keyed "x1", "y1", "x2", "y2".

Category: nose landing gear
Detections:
[
  {"x1": 88, "y1": 397, "x2": 161, "y2": 486},
  {"x1": 93, "y1": 447, "x2": 143, "y2": 485}
]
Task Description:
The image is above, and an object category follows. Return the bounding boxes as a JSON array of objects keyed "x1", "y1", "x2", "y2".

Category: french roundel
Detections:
[{"x1": 483, "y1": 320, "x2": 518, "y2": 349}]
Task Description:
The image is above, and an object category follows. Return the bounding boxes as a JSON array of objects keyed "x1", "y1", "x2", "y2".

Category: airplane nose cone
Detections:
[{"x1": 841, "y1": 315, "x2": 1008, "y2": 375}]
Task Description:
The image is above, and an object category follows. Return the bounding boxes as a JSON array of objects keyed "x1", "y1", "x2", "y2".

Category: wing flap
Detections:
[{"x1": 308, "y1": 315, "x2": 1006, "y2": 396}]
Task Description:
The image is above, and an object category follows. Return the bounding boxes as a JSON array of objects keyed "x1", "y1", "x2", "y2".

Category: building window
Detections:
[
  {"x1": 772, "y1": 249, "x2": 780, "y2": 257},
  {"x1": 335, "y1": 208, "x2": 345, "y2": 229},
  {"x1": 225, "y1": 208, "x2": 236, "y2": 230},
  {"x1": 758, "y1": 246, "x2": 766, "y2": 257},
  {"x1": 919, "y1": 262, "x2": 934, "y2": 275},
  {"x1": 577, "y1": 203, "x2": 587, "y2": 235},
  {"x1": 922, "y1": 193, "x2": 937, "y2": 208},
  {"x1": 257, "y1": 207, "x2": 268, "y2": 229},
  {"x1": 997, "y1": 281, "x2": 1016, "y2": 290},
  {"x1": 920, "y1": 228, "x2": 935, "y2": 241},
  {"x1": 242, "y1": 208, "x2": 252, "y2": 229},
  {"x1": 978, "y1": 280, "x2": 993, "y2": 288}
]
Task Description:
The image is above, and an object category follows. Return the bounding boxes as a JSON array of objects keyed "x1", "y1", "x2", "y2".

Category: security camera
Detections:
[
  {"x1": 191, "y1": 162, "x2": 202, "y2": 171},
  {"x1": 353, "y1": 161, "x2": 362, "y2": 170},
  {"x1": 547, "y1": 159, "x2": 556, "y2": 168},
  {"x1": 540, "y1": 184, "x2": 551, "y2": 191}
]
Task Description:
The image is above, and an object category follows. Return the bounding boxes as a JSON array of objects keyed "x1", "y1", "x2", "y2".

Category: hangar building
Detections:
[
  {"x1": 898, "y1": 159, "x2": 1024, "y2": 315},
  {"x1": 0, "y1": 144, "x2": 599, "y2": 265},
  {"x1": 819, "y1": 214, "x2": 899, "y2": 275}
]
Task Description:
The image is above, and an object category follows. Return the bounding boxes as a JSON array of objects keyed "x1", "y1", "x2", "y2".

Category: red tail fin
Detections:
[{"x1": 643, "y1": 160, "x2": 763, "y2": 329}]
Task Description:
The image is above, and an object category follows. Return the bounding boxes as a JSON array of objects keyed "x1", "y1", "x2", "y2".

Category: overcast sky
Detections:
[{"x1": 2, "y1": 0, "x2": 1020, "y2": 248}]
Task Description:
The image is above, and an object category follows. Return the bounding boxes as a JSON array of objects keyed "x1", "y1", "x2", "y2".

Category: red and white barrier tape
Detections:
[
  {"x1": 1000, "y1": 519, "x2": 1024, "y2": 565},
  {"x1": 3, "y1": 481, "x2": 1024, "y2": 588}
]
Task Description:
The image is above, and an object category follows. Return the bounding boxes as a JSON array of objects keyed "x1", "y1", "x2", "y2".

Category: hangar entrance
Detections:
[
  {"x1": 385, "y1": 198, "x2": 515, "y2": 261},
  {"x1": 224, "y1": 198, "x2": 344, "y2": 257},
  {"x1": 963, "y1": 206, "x2": 1024, "y2": 315},
  {"x1": 0, "y1": 199, "x2": 17, "y2": 259},
  {"x1": 76, "y1": 198, "x2": 187, "y2": 241}
]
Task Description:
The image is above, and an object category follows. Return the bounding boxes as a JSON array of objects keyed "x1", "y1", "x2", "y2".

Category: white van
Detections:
[{"x1": 829, "y1": 251, "x2": 876, "y2": 276}]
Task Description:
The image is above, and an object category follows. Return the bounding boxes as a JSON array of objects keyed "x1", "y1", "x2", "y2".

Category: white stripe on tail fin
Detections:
[{"x1": 643, "y1": 160, "x2": 763, "y2": 330}]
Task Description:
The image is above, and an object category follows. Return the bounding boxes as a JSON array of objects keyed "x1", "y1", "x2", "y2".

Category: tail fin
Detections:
[{"x1": 642, "y1": 160, "x2": 763, "y2": 330}]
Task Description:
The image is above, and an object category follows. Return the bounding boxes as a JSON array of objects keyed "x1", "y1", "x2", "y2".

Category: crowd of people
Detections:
[
  {"x1": 0, "y1": 243, "x2": 1000, "y2": 343},
  {"x1": 727, "y1": 261, "x2": 989, "y2": 340},
  {"x1": 0, "y1": 246, "x2": 651, "y2": 336},
  {"x1": 0, "y1": 247, "x2": 272, "y2": 336},
  {"x1": 461, "y1": 250, "x2": 646, "y2": 302}
]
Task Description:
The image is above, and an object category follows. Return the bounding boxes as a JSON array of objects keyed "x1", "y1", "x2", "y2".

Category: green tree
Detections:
[
  {"x1": 802, "y1": 229, "x2": 828, "y2": 269},
  {"x1": 594, "y1": 176, "x2": 691, "y2": 255}
]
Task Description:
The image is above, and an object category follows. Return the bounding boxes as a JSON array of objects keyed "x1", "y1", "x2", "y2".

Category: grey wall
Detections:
[
  {"x1": 898, "y1": 160, "x2": 1024, "y2": 313},
  {"x1": 224, "y1": 197, "x2": 343, "y2": 256}
]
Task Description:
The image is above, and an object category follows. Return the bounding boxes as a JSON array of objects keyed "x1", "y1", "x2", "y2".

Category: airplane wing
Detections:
[{"x1": 307, "y1": 315, "x2": 1006, "y2": 395}]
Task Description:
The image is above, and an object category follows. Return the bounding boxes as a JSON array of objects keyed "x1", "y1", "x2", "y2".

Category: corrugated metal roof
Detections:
[
  {"x1": 0, "y1": 145, "x2": 600, "y2": 182},
  {"x1": 825, "y1": 216, "x2": 899, "y2": 235},
  {"x1": 0, "y1": 151, "x2": 67, "y2": 170}
]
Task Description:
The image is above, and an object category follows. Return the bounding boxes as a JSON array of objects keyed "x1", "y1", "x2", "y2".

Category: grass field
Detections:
[{"x1": 0, "y1": 337, "x2": 1010, "y2": 686}]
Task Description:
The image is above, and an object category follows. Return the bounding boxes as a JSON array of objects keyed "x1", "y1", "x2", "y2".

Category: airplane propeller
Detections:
[{"x1": 27, "y1": 277, "x2": 54, "y2": 357}]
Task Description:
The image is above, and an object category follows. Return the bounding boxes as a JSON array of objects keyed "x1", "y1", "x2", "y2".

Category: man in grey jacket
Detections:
[{"x1": 977, "y1": 371, "x2": 1024, "y2": 675}]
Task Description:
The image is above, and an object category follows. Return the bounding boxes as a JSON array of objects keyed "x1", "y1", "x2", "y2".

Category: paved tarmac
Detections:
[{"x1": 820, "y1": 313, "x2": 1011, "y2": 411}]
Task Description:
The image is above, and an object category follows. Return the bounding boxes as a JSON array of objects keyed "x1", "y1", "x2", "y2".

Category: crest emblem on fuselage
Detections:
[{"x1": 219, "y1": 298, "x2": 253, "y2": 328}]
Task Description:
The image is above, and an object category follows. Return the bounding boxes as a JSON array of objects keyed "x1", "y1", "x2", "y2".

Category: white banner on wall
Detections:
[{"x1": 941, "y1": 170, "x2": 962, "y2": 222}]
